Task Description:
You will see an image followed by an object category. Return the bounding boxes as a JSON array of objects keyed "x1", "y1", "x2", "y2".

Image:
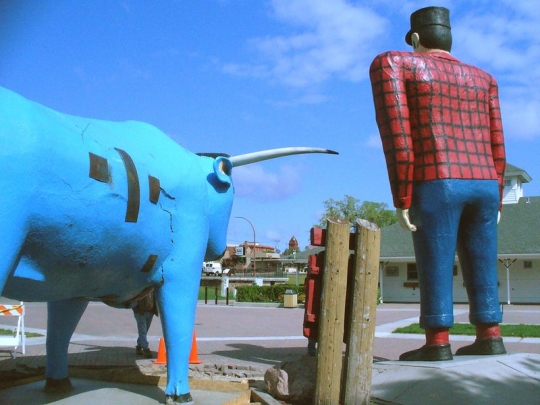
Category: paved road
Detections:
[{"x1": 2, "y1": 299, "x2": 540, "y2": 372}]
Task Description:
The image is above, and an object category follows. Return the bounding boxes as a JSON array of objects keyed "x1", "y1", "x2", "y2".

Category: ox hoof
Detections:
[
  {"x1": 43, "y1": 377, "x2": 74, "y2": 393},
  {"x1": 165, "y1": 392, "x2": 194, "y2": 404}
]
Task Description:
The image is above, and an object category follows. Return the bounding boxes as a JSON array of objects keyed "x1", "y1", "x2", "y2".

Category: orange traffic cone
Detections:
[
  {"x1": 153, "y1": 337, "x2": 167, "y2": 365},
  {"x1": 189, "y1": 331, "x2": 202, "y2": 364}
]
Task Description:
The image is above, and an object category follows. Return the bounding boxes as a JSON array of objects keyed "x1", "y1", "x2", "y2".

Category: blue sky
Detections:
[{"x1": 2, "y1": 0, "x2": 539, "y2": 251}]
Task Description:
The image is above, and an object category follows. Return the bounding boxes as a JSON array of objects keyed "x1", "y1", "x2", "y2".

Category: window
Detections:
[
  {"x1": 504, "y1": 179, "x2": 512, "y2": 187},
  {"x1": 406, "y1": 263, "x2": 457, "y2": 279},
  {"x1": 524, "y1": 261, "x2": 533, "y2": 269},
  {"x1": 386, "y1": 266, "x2": 399, "y2": 277},
  {"x1": 407, "y1": 263, "x2": 418, "y2": 280}
]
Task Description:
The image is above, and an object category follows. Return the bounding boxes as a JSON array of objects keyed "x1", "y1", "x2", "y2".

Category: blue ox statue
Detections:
[{"x1": 0, "y1": 86, "x2": 337, "y2": 404}]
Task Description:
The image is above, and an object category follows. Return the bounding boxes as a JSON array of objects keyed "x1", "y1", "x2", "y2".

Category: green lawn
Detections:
[
  {"x1": 394, "y1": 323, "x2": 540, "y2": 338},
  {"x1": 0, "y1": 328, "x2": 43, "y2": 338},
  {"x1": 198, "y1": 286, "x2": 225, "y2": 300},
  {"x1": 288, "y1": 274, "x2": 306, "y2": 285}
]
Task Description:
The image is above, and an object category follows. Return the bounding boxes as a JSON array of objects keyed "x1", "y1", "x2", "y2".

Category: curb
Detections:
[{"x1": 232, "y1": 302, "x2": 305, "y2": 309}]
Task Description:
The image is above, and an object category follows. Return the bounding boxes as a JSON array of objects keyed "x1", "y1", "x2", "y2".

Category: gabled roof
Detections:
[
  {"x1": 281, "y1": 246, "x2": 324, "y2": 263},
  {"x1": 498, "y1": 196, "x2": 540, "y2": 256},
  {"x1": 505, "y1": 163, "x2": 532, "y2": 183},
  {"x1": 380, "y1": 196, "x2": 540, "y2": 260},
  {"x1": 380, "y1": 223, "x2": 415, "y2": 260}
]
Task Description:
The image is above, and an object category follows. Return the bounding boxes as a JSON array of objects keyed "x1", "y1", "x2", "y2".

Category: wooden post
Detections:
[
  {"x1": 342, "y1": 219, "x2": 381, "y2": 405},
  {"x1": 314, "y1": 218, "x2": 351, "y2": 405}
]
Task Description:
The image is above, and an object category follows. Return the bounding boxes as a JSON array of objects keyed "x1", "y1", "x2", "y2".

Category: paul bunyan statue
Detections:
[{"x1": 370, "y1": 6, "x2": 506, "y2": 361}]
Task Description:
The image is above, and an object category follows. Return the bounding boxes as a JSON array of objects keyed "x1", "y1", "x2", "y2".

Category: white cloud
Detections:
[
  {"x1": 453, "y1": 14, "x2": 540, "y2": 76},
  {"x1": 451, "y1": 4, "x2": 540, "y2": 139},
  {"x1": 500, "y1": 96, "x2": 540, "y2": 140},
  {"x1": 224, "y1": 1, "x2": 540, "y2": 139},
  {"x1": 365, "y1": 134, "x2": 381, "y2": 149},
  {"x1": 232, "y1": 163, "x2": 303, "y2": 201},
  {"x1": 224, "y1": 0, "x2": 388, "y2": 88},
  {"x1": 501, "y1": 0, "x2": 540, "y2": 18},
  {"x1": 267, "y1": 92, "x2": 329, "y2": 107}
]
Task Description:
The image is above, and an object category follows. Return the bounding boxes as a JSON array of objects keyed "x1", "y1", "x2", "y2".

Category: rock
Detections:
[
  {"x1": 264, "y1": 355, "x2": 317, "y2": 404},
  {"x1": 264, "y1": 366, "x2": 289, "y2": 400}
]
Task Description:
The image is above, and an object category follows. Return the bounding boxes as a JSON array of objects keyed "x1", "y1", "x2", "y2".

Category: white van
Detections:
[
  {"x1": 202, "y1": 262, "x2": 233, "y2": 276},
  {"x1": 202, "y1": 262, "x2": 221, "y2": 276}
]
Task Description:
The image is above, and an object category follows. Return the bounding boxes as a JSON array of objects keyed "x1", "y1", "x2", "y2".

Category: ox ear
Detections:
[{"x1": 213, "y1": 156, "x2": 232, "y2": 184}]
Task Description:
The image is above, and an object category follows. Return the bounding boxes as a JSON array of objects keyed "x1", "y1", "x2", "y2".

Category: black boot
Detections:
[
  {"x1": 399, "y1": 344, "x2": 453, "y2": 361},
  {"x1": 455, "y1": 337, "x2": 506, "y2": 355}
]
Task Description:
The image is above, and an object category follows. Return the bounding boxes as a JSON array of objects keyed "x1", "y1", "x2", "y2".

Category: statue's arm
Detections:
[
  {"x1": 488, "y1": 75, "x2": 506, "y2": 218},
  {"x1": 370, "y1": 52, "x2": 415, "y2": 211}
]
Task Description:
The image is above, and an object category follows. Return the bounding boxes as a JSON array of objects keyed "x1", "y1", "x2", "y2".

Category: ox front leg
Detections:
[
  {"x1": 156, "y1": 260, "x2": 202, "y2": 405},
  {"x1": 0, "y1": 218, "x2": 27, "y2": 293},
  {"x1": 44, "y1": 299, "x2": 89, "y2": 393}
]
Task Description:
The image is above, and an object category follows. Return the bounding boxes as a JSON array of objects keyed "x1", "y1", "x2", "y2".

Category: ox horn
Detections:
[{"x1": 229, "y1": 147, "x2": 338, "y2": 167}]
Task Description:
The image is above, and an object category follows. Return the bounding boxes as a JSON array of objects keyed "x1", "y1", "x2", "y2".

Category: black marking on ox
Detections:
[
  {"x1": 148, "y1": 175, "x2": 160, "y2": 204},
  {"x1": 129, "y1": 286, "x2": 155, "y2": 303},
  {"x1": 88, "y1": 152, "x2": 110, "y2": 183},
  {"x1": 99, "y1": 294, "x2": 120, "y2": 300},
  {"x1": 196, "y1": 152, "x2": 230, "y2": 158},
  {"x1": 114, "y1": 148, "x2": 140, "y2": 223},
  {"x1": 141, "y1": 254, "x2": 159, "y2": 273}
]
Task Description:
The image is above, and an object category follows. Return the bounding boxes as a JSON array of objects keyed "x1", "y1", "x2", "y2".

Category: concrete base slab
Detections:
[
  {"x1": 371, "y1": 353, "x2": 540, "y2": 405},
  {"x1": 0, "y1": 378, "x2": 251, "y2": 405}
]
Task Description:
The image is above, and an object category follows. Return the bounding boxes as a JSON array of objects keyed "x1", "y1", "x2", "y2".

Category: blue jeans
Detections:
[
  {"x1": 133, "y1": 311, "x2": 154, "y2": 349},
  {"x1": 409, "y1": 179, "x2": 502, "y2": 329}
]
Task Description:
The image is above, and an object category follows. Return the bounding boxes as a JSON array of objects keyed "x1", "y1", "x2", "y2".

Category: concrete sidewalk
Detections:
[
  {"x1": 0, "y1": 378, "x2": 255, "y2": 405},
  {"x1": 371, "y1": 353, "x2": 540, "y2": 405},
  {"x1": 1, "y1": 302, "x2": 540, "y2": 404}
]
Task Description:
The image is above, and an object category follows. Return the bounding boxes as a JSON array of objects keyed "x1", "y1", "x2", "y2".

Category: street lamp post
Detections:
[
  {"x1": 293, "y1": 250, "x2": 298, "y2": 286},
  {"x1": 235, "y1": 216, "x2": 256, "y2": 277}
]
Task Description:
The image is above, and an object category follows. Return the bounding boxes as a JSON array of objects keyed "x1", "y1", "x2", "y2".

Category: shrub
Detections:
[{"x1": 236, "y1": 284, "x2": 305, "y2": 303}]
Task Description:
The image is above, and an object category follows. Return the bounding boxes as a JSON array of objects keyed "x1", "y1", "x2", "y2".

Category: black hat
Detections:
[{"x1": 405, "y1": 6, "x2": 451, "y2": 46}]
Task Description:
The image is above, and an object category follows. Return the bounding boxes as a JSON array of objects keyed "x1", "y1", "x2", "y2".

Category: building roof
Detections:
[
  {"x1": 379, "y1": 223, "x2": 415, "y2": 260},
  {"x1": 380, "y1": 196, "x2": 540, "y2": 260},
  {"x1": 498, "y1": 196, "x2": 540, "y2": 256},
  {"x1": 505, "y1": 163, "x2": 532, "y2": 183},
  {"x1": 280, "y1": 246, "x2": 324, "y2": 263}
]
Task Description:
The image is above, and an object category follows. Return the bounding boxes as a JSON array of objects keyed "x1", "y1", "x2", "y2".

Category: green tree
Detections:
[
  {"x1": 282, "y1": 246, "x2": 302, "y2": 256},
  {"x1": 222, "y1": 254, "x2": 244, "y2": 268},
  {"x1": 316, "y1": 195, "x2": 397, "y2": 229}
]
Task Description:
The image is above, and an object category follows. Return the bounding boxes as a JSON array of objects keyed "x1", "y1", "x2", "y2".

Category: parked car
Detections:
[{"x1": 202, "y1": 262, "x2": 234, "y2": 276}]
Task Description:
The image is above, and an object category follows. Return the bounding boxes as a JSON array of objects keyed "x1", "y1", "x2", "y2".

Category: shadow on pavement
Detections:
[
  {"x1": 0, "y1": 378, "x2": 165, "y2": 405},
  {"x1": 211, "y1": 343, "x2": 309, "y2": 367}
]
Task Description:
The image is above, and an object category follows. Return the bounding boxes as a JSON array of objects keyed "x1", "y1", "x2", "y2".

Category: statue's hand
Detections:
[{"x1": 397, "y1": 208, "x2": 417, "y2": 232}]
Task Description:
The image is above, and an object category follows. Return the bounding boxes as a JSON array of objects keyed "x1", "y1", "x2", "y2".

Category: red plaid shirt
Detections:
[{"x1": 370, "y1": 51, "x2": 506, "y2": 209}]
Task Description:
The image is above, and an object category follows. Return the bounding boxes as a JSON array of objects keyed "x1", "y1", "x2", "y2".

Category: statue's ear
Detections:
[
  {"x1": 411, "y1": 32, "x2": 420, "y2": 49},
  {"x1": 213, "y1": 156, "x2": 232, "y2": 185}
]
